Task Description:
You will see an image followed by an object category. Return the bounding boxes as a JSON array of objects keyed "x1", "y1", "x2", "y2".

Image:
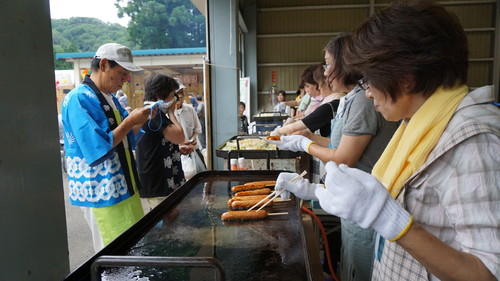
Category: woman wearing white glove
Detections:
[
  {"x1": 335, "y1": 2, "x2": 500, "y2": 280},
  {"x1": 270, "y1": 33, "x2": 399, "y2": 281},
  {"x1": 271, "y1": 65, "x2": 345, "y2": 138}
]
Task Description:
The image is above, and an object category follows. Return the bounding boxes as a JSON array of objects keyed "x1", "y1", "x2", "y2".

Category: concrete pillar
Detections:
[
  {"x1": 207, "y1": 0, "x2": 240, "y2": 169},
  {"x1": 242, "y1": 0, "x2": 258, "y2": 119},
  {"x1": 0, "y1": 0, "x2": 70, "y2": 280}
]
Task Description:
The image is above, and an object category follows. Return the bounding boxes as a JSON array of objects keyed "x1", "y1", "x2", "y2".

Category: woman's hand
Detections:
[{"x1": 318, "y1": 162, "x2": 413, "y2": 241}]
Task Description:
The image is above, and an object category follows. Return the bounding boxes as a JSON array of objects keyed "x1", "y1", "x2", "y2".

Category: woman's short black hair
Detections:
[
  {"x1": 313, "y1": 63, "x2": 329, "y2": 90},
  {"x1": 301, "y1": 64, "x2": 321, "y2": 90},
  {"x1": 344, "y1": 1, "x2": 468, "y2": 101},
  {"x1": 324, "y1": 33, "x2": 362, "y2": 87},
  {"x1": 143, "y1": 73, "x2": 179, "y2": 102}
]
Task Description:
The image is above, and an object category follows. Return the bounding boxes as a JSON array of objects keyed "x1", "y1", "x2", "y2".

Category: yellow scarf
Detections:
[{"x1": 372, "y1": 85, "x2": 468, "y2": 198}]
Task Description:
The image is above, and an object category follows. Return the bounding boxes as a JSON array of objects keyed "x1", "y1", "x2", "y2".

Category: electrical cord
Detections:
[{"x1": 301, "y1": 206, "x2": 340, "y2": 281}]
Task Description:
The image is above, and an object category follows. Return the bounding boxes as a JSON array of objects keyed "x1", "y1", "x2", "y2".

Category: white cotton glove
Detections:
[
  {"x1": 315, "y1": 162, "x2": 413, "y2": 241},
  {"x1": 266, "y1": 135, "x2": 315, "y2": 153},
  {"x1": 270, "y1": 126, "x2": 282, "y2": 136},
  {"x1": 275, "y1": 172, "x2": 322, "y2": 200}
]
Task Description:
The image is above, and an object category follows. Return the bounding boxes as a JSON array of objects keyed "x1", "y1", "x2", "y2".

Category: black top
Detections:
[
  {"x1": 136, "y1": 112, "x2": 186, "y2": 197},
  {"x1": 302, "y1": 99, "x2": 340, "y2": 137},
  {"x1": 240, "y1": 115, "x2": 249, "y2": 134}
]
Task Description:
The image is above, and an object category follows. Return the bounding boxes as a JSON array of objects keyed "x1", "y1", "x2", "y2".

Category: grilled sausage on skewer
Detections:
[
  {"x1": 232, "y1": 184, "x2": 274, "y2": 192},
  {"x1": 234, "y1": 188, "x2": 272, "y2": 197},
  {"x1": 244, "y1": 180, "x2": 276, "y2": 186},
  {"x1": 221, "y1": 210, "x2": 268, "y2": 221},
  {"x1": 232, "y1": 195, "x2": 269, "y2": 201},
  {"x1": 231, "y1": 199, "x2": 272, "y2": 209},
  {"x1": 227, "y1": 195, "x2": 269, "y2": 206}
]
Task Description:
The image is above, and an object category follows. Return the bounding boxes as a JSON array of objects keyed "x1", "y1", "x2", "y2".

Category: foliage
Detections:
[
  {"x1": 115, "y1": 0, "x2": 206, "y2": 49},
  {"x1": 51, "y1": 17, "x2": 135, "y2": 70},
  {"x1": 51, "y1": 0, "x2": 206, "y2": 69}
]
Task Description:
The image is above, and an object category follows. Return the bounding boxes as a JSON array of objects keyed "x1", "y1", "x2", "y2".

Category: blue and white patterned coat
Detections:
[{"x1": 62, "y1": 83, "x2": 136, "y2": 207}]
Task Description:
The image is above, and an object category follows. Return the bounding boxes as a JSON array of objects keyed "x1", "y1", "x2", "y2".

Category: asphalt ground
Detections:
[{"x1": 62, "y1": 171, "x2": 94, "y2": 272}]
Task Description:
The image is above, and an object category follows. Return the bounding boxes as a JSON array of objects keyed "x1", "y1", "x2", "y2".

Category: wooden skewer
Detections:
[
  {"x1": 267, "y1": 212, "x2": 288, "y2": 216},
  {"x1": 250, "y1": 171, "x2": 307, "y2": 212},
  {"x1": 272, "y1": 198, "x2": 291, "y2": 202},
  {"x1": 246, "y1": 190, "x2": 278, "y2": 211},
  {"x1": 256, "y1": 190, "x2": 283, "y2": 211}
]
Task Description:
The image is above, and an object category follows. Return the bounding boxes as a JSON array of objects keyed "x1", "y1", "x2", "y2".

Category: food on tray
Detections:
[
  {"x1": 227, "y1": 195, "x2": 269, "y2": 206},
  {"x1": 231, "y1": 181, "x2": 276, "y2": 192},
  {"x1": 220, "y1": 138, "x2": 277, "y2": 151},
  {"x1": 244, "y1": 180, "x2": 276, "y2": 186},
  {"x1": 232, "y1": 185, "x2": 265, "y2": 192},
  {"x1": 234, "y1": 188, "x2": 272, "y2": 197},
  {"x1": 230, "y1": 199, "x2": 272, "y2": 210},
  {"x1": 221, "y1": 210, "x2": 268, "y2": 221},
  {"x1": 265, "y1": 136, "x2": 281, "y2": 141}
]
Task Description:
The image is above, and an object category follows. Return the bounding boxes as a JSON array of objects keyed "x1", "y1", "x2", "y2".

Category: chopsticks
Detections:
[{"x1": 247, "y1": 170, "x2": 307, "y2": 212}]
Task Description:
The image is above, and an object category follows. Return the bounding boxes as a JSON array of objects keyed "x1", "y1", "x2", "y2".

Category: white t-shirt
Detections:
[{"x1": 174, "y1": 104, "x2": 202, "y2": 148}]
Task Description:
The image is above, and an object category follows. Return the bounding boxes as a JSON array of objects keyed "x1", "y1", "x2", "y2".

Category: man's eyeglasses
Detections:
[{"x1": 357, "y1": 79, "x2": 370, "y2": 91}]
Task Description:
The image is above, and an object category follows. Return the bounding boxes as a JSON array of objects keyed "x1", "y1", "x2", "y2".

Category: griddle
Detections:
[{"x1": 64, "y1": 170, "x2": 322, "y2": 281}]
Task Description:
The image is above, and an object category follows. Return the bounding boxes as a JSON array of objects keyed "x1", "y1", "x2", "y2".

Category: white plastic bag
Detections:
[
  {"x1": 181, "y1": 154, "x2": 196, "y2": 179},
  {"x1": 192, "y1": 150, "x2": 207, "y2": 173}
]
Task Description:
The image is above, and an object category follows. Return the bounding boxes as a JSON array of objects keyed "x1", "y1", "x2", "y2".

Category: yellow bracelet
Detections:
[
  {"x1": 389, "y1": 215, "x2": 414, "y2": 242},
  {"x1": 307, "y1": 141, "x2": 316, "y2": 153}
]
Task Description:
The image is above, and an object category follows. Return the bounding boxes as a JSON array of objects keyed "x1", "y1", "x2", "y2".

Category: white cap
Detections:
[
  {"x1": 230, "y1": 159, "x2": 237, "y2": 164},
  {"x1": 238, "y1": 157, "x2": 245, "y2": 163},
  {"x1": 94, "y1": 43, "x2": 144, "y2": 74},
  {"x1": 174, "y1": 77, "x2": 186, "y2": 92}
]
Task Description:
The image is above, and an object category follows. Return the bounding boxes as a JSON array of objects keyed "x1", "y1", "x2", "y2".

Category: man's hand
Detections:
[
  {"x1": 114, "y1": 107, "x2": 154, "y2": 147},
  {"x1": 128, "y1": 107, "x2": 155, "y2": 126}
]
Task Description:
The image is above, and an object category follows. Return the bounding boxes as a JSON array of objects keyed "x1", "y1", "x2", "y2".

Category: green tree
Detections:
[
  {"x1": 53, "y1": 43, "x2": 78, "y2": 70},
  {"x1": 51, "y1": 17, "x2": 136, "y2": 69},
  {"x1": 115, "y1": 0, "x2": 206, "y2": 49}
]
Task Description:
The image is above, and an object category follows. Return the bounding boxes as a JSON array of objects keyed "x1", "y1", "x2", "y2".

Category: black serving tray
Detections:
[
  {"x1": 215, "y1": 135, "x2": 302, "y2": 160},
  {"x1": 252, "y1": 111, "x2": 289, "y2": 122}
]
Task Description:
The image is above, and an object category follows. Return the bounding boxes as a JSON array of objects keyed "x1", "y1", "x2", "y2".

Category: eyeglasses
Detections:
[
  {"x1": 322, "y1": 64, "x2": 331, "y2": 71},
  {"x1": 357, "y1": 79, "x2": 370, "y2": 91}
]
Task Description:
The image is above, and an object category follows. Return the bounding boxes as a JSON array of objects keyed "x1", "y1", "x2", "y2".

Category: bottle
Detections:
[
  {"x1": 238, "y1": 157, "x2": 246, "y2": 170},
  {"x1": 270, "y1": 83, "x2": 278, "y2": 108},
  {"x1": 230, "y1": 158, "x2": 238, "y2": 170}
]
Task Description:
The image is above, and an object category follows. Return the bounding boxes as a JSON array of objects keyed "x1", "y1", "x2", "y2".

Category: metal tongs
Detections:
[{"x1": 247, "y1": 170, "x2": 307, "y2": 212}]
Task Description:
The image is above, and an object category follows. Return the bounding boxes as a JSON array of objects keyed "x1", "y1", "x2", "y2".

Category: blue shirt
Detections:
[{"x1": 189, "y1": 96, "x2": 198, "y2": 108}]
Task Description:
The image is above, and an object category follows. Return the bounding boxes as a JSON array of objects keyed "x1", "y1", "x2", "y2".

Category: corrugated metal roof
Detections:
[{"x1": 56, "y1": 47, "x2": 207, "y2": 60}]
